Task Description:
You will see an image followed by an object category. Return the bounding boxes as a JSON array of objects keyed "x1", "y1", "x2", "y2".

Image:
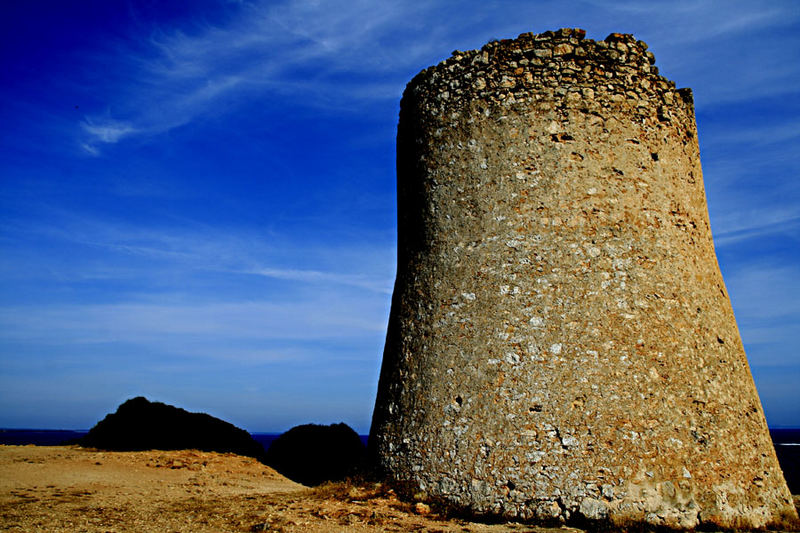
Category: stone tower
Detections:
[{"x1": 369, "y1": 29, "x2": 796, "y2": 529}]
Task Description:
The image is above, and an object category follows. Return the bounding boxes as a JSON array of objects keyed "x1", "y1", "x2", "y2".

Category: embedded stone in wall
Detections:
[{"x1": 369, "y1": 28, "x2": 797, "y2": 530}]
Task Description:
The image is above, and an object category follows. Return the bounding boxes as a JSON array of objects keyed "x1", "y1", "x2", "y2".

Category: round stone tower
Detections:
[{"x1": 369, "y1": 29, "x2": 796, "y2": 529}]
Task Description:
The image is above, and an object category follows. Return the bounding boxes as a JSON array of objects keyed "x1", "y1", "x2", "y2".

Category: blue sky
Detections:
[{"x1": 1, "y1": 1, "x2": 798, "y2": 433}]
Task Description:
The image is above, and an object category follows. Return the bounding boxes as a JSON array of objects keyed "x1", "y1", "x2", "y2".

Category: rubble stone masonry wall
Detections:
[{"x1": 369, "y1": 29, "x2": 797, "y2": 529}]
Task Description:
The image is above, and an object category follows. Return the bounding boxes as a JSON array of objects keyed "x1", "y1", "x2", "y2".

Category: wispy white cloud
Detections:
[
  {"x1": 77, "y1": 0, "x2": 800, "y2": 152},
  {"x1": 658, "y1": 3, "x2": 787, "y2": 43},
  {"x1": 727, "y1": 264, "x2": 800, "y2": 322},
  {"x1": 250, "y1": 267, "x2": 392, "y2": 294},
  {"x1": 713, "y1": 211, "x2": 800, "y2": 247},
  {"x1": 78, "y1": 0, "x2": 450, "y2": 151},
  {"x1": 702, "y1": 121, "x2": 800, "y2": 150},
  {"x1": 80, "y1": 143, "x2": 100, "y2": 156},
  {"x1": 0, "y1": 212, "x2": 392, "y2": 428},
  {"x1": 1, "y1": 211, "x2": 395, "y2": 292},
  {"x1": 0, "y1": 298, "x2": 387, "y2": 345},
  {"x1": 81, "y1": 119, "x2": 137, "y2": 143},
  {"x1": 80, "y1": 118, "x2": 138, "y2": 154},
  {"x1": 724, "y1": 260, "x2": 800, "y2": 371}
]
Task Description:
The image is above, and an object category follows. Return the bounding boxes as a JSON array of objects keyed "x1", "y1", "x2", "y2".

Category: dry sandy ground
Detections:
[
  {"x1": 0, "y1": 445, "x2": 586, "y2": 533},
  {"x1": 2, "y1": 446, "x2": 799, "y2": 533}
]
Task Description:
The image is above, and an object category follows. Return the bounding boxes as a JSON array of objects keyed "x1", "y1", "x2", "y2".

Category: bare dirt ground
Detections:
[
  {"x1": 3, "y1": 445, "x2": 799, "y2": 532},
  {"x1": 0, "y1": 445, "x2": 584, "y2": 533}
]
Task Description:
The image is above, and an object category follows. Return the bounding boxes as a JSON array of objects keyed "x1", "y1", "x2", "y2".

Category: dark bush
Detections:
[
  {"x1": 78, "y1": 397, "x2": 265, "y2": 461},
  {"x1": 264, "y1": 422, "x2": 366, "y2": 486}
]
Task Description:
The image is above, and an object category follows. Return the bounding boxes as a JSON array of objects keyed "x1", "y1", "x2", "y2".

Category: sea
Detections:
[{"x1": 2, "y1": 428, "x2": 797, "y2": 493}]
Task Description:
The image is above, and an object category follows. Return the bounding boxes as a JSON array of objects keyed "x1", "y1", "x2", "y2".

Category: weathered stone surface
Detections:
[{"x1": 369, "y1": 28, "x2": 797, "y2": 529}]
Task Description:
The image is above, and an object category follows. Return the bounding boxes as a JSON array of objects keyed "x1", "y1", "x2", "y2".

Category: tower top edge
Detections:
[{"x1": 404, "y1": 28, "x2": 694, "y2": 115}]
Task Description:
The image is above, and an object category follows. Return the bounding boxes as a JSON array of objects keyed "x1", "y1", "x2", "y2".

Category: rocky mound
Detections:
[
  {"x1": 265, "y1": 423, "x2": 366, "y2": 486},
  {"x1": 78, "y1": 397, "x2": 265, "y2": 460}
]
